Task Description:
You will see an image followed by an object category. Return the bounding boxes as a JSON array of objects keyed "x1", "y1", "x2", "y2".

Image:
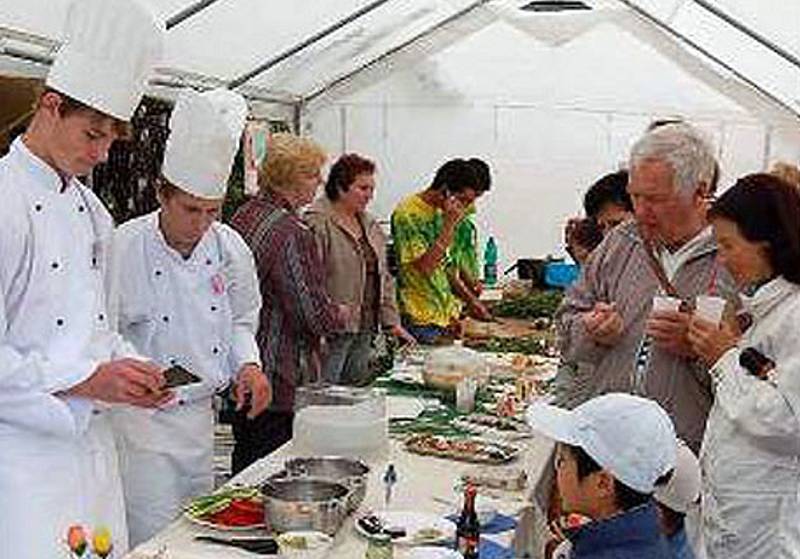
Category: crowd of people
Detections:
[{"x1": 2, "y1": 0, "x2": 800, "y2": 557}]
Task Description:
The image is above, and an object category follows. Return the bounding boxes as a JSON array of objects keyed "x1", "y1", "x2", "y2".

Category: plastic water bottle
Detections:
[{"x1": 483, "y1": 237, "x2": 498, "y2": 287}]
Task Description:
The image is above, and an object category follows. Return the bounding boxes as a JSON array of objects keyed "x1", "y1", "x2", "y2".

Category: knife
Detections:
[{"x1": 194, "y1": 535, "x2": 279, "y2": 555}]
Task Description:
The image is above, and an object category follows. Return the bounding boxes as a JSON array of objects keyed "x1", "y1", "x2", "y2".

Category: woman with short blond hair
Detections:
[{"x1": 230, "y1": 133, "x2": 345, "y2": 472}]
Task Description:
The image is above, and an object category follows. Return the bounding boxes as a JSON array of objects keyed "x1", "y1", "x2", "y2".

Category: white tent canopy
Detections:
[{"x1": 2, "y1": 0, "x2": 799, "y2": 266}]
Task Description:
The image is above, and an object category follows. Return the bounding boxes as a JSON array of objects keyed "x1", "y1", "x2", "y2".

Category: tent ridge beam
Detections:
[
  {"x1": 228, "y1": 0, "x2": 393, "y2": 89},
  {"x1": 689, "y1": 0, "x2": 800, "y2": 72},
  {"x1": 616, "y1": 0, "x2": 799, "y2": 121},
  {"x1": 166, "y1": 0, "x2": 225, "y2": 30},
  {"x1": 304, "y1": 0, "x2": 494, "y2": 104}
]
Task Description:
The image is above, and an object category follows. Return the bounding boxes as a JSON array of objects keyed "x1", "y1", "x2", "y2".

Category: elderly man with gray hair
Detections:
[{"x1": 555, "y1": 123, "x2": 737, "y2": 452}]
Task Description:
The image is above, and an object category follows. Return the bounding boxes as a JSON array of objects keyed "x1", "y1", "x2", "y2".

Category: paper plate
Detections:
[{"x1": 355, "y1": 511, "x2": 455, "y2": 546}]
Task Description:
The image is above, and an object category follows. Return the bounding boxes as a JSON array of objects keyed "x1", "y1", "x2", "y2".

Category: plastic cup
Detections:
[
  {"x1": 652, "y1": 295, "x2": 682, "y2": 313},
  {"x1": 695, "y1": 295, "x2": 727, "y2": 325}
]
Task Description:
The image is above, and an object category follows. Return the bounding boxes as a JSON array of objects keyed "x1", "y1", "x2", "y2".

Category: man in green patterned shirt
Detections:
[{"x1": 391, "y1": 159, "x2": 491, "y2": 343}]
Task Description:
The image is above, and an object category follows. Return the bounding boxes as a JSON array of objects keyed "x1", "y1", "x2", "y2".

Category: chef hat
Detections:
[
  {"x1": 46, "y1": 0, "x2": 164, "y2": 121},
  {"x1": 162, "y1": 89, "x2": 249, "y2": 200}
]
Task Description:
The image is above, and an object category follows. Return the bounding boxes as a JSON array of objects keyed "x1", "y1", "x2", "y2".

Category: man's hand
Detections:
[
  {"x1": 65, "y1": 358, "x2": 172, "y2": 408},
  {"x1": 234, "y1": 364, "x2": 272, "y2": 419},
  {"x1": 646, "y1": 310, "x2": 693, "y2": 357},
  {"x1": 442, "y1": 196, "x2": 468, "y2": 231},
  {"x1": 468, "y1": 300, "x2": 493, "y2": 322},
  {"x1": 688, "y1": 315, "x2": 740, "y2": 366},
  {"x1": 582, "y1": 302, "x2": 623, "y2": 346}
]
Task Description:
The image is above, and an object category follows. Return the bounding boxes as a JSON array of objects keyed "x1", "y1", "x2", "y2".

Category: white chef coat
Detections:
[
  {"x1": 111, "y1": 210, "x2": 261, "y2": 546},
  {"x1": 701, "y1": 277, "x2": 800, "y2": 559},
  {"x1": 0, "y1": 138, "x2": 135, "y2": 558}
]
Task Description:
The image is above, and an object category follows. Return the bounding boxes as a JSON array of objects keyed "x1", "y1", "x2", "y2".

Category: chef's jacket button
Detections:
[
  {"x1": 206, "y1": 258, "x2": 213, "y2": 266},
  {"x1": 34, "y1": 203, "x2": 43, "y2": 212},
  {"x1": 91, "y1": 257, "x2": 97, "y2": 267},
  {"x1": 56, "y1": 318, "x2": 65, "y2": 327},
  {"x1": 78, "y1": 205, "x2": 86, "y2": 213},
  {"x1": 154, "y1": 270, "x2": 162, "y2": 277},
  {"x1": 210, "y1": 305, "x2": 218, "y2": 312},
  {"x1": 51, "y1": 261, "x2": 60, "y2": 270},
  {"x1": 178, "y1": 399, "x2": 186, "y2": 406},
  {"x1": 162, "y1": 315, "x2": 170, "y2": 323},
  {"x1": 92, "y1": 409, "x2": 101, "y2": 416},
  {"x1": 169, "y1": 358, "x2": 177, "y2": 365},
  {"x1": 212, "y1": 347, "x2": 220, "y2": 355},
  {"x1": 98, "y1": 313, "x2": 105, "y2": 322}
]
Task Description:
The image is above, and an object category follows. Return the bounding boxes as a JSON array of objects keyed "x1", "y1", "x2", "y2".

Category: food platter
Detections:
[
  {"x1": 404, "y1": 434, "x2": 520, "y2": 465},
  {"x1": 184, "y1": 487, "x2": 266, "y2": 531},
  {"x1": 355, "y1": 511, "x2": 455, "y2": 546}
]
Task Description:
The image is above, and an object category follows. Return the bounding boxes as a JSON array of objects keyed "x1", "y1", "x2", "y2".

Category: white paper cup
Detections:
[
  {"x1": 652, "y1": 295, "x2": 682, "y2": 313},
  {"x1": 695, "y1": 295, "x2": 727, "y2": 325}
]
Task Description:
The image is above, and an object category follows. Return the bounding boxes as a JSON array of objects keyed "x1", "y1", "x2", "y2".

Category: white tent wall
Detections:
[{"x1": 303, "y1": 14, "x2": 800, "y2": 271}]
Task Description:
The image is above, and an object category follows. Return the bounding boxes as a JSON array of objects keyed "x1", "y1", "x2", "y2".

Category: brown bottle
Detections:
[{"x1": 456, "y1": 484, "x2": 480, "y2": 558}]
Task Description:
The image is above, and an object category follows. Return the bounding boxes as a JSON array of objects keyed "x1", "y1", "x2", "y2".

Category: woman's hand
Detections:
[
  {"x1": 687, "y1": 315, "x2": 740, "y2": 367},
  {"x1": 390, "y1": 324, "x2": 417, "y2": 347}
]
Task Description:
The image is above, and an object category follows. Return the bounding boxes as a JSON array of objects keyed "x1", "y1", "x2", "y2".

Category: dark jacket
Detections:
[{"x1": 570, "y1": 502, "x2": 672, "y2": 559}]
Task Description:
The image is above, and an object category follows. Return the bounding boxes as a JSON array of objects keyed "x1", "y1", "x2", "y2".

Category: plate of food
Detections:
[
  {"x1": 405, "y1": 434, "x2": 520, "y2": 465},
  {"x1": 184, "y1": 487, "x2": 266, "y2": 531},
  {"x1": 356, "y1": 511, "x2": 455, "y2": 546}
]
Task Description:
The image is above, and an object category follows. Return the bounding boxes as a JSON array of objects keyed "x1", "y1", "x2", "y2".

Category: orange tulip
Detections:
[{"x1": 66, "y1": 525, "x2": 88, "y2": 556}]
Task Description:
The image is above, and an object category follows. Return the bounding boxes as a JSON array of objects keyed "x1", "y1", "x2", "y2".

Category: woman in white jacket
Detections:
[{"x1": 688, "y1": 173, "x2": 800, "y2": 559}]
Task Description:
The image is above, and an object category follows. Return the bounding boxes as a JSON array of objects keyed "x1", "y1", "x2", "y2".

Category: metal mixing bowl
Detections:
[
  {"x1": 260, "y1": 478, "x2": 349, "y2": 536},
  {"x1": 285, "y1": 457, "x2": 370, "y2": 513}
]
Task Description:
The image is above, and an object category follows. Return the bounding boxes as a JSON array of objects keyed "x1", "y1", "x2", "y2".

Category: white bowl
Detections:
[{"x1": 276, "y1": 531, "x2": 333, "y2": 559}]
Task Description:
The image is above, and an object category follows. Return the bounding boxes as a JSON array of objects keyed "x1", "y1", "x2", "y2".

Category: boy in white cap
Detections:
[
  {"x1": 527, "y1": 393, "x2": 677, "y2": 559},
  {"x1": 0, "y1": 0, "x2": 165, "y2": 556},
  {"x1": 111, "y1": 88, "x2": 271, "y2": 546},
  {"x1": 654, "y1": 441, "x2": 703, "y2": 559}
]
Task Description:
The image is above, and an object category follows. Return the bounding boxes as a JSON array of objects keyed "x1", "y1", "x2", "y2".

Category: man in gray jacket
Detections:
[{"x1": 556, "y1": 123, "x2": 737, "y2": 452}]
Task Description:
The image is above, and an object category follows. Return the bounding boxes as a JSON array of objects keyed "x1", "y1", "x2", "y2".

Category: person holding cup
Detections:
[
  {"x1": 556, "y1": 123, "x2": 737, "y2": 452},
  {"x1": 686, "y1": 174, "x2": 800, "y2": 559}
]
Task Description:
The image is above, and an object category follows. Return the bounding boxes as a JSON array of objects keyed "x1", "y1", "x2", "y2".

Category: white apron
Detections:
[
  {"x1": 0, "y1": 139, "x2": 133, "y2": 557},
  {"x1": 111, "y1": 211, "x2": 260, "y2": 546}
]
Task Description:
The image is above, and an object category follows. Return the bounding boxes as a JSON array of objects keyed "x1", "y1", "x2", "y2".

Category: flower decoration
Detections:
[
  {"x1": 67, "y1": 525, "x2": 88, "y2": 557},
  {"x1": 92, "y1": 526, "x2": 113, "y2": 558},
  {"x1": 66, "y1": 525, "x2": 113, "y2": 558}
]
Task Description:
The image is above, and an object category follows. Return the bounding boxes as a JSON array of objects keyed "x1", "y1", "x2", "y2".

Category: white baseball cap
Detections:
[
  {"x1": 526, "y1": 393, "x2": 677, "y2": 493},
  {"x1": 162, "y1": 89, "x2": 249, "y2": 200},
  {"x1": 47, "y1": 0, "x2": 164, "y2": 121},
  {"x1": 654, "y1": 440, "x2": 700, "y2": 514}
]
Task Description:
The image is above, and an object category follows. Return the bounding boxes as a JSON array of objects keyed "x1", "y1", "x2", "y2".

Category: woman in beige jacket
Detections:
[{"x1": 305, "y1": 153, "x2": 415, "y2": 385}]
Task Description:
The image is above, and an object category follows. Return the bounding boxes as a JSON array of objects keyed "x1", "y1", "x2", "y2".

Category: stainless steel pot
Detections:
[
  {"x1": 260, "y1": 478, "x2": 349, "y2": 536},
  {"x1": 285, "y1": 457, "x2": 370, "y2": 513}
]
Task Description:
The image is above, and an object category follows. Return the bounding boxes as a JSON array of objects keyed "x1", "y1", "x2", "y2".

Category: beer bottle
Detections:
[{"x1": 455, "y1": 484, "x2": 480, "y2": 558}]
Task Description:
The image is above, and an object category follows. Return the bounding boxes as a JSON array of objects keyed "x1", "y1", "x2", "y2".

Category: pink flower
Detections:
[{"x1": 67, "y1": 525, "x2": 88, "y2": 557}]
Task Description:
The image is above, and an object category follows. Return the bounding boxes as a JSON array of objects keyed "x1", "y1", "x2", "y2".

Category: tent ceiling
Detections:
[{"x1": 0, "y1": 0, "x2": 797, "y2": 116}]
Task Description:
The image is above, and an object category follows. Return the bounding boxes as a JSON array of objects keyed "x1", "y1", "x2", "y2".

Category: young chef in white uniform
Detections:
[
  {"x1": 111, "y1": 88, "x2": 272, "y2": 546},
  {"x1": 0, "y1": 0, "x2": 166, "y2": 557}
]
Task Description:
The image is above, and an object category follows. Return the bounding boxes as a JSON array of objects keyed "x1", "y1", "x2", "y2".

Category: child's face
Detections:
[{"x1": 554, "y1": 444, "x2": 612, "y2": 518}]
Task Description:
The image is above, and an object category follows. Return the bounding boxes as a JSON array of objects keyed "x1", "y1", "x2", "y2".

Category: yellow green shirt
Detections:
[
  {"x1": 450, "y1": 206, "x2": 479, "y2": 280},
  {"x1": 391, "y1": 194, "x2": 462, "y2": 327}
]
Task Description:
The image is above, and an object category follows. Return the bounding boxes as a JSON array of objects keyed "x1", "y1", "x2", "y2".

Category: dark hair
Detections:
[
  {"x1": 38, "y1": 87, "x2": 131, "y2": 138},
  {"x1": 566, "y1": 444, "x2": 664, "y2": 511},
  {"x1": 568, "y1": 218, "x2": 603, "y2": 253},
  {"x1": 709, "y1": 173, "x2": 800, "y2": 285},
  {"x1": 324, "y1": 153, "x2": 376, "y2": 201},
  {"x1": 467, "y1": 158, "x2": 492, "y2": 193},
  {"x1": 430, "y1": 159, "x2": 479, "y2": 194},
  {"x1": 583, "y1": 170, "x2": 632, "y2": 218}
]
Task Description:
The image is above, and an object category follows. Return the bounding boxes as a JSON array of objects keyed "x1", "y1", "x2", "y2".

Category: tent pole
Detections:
[
  {"x1": 228, "y1": 0, "x2": 394, "y2": 89},
  {"x1": 292, "y1": 102, "x2": 303, "y2": 134},
  {"x1": 617, "y1": 0, "x2": 800, "y2": 120},
  {"x1": 166, "y1": 0, "x2": 225, "y2": 30},
  {"x1": 304, "y1": 0, "x2": 494, "y2": 104},
  {"x1": 689, "y1": 0, "x2": 800, "y2": 72}
]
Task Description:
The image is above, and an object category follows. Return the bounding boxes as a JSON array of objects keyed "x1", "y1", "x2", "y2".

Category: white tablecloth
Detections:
[{"x1": 127, "y1": 400, "x2": 554, "y2": 559}]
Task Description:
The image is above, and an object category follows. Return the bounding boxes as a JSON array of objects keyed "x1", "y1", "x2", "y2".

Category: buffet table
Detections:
[{"x1": 127, "y1": 403, "x2": 554, "y2": 559}]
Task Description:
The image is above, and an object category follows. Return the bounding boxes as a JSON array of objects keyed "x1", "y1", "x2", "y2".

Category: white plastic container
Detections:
[
  {"x1": 423, "y1": 343, "x2": 488, "y2": 391},
  {"x1": 652, "y1": 295, "x2": 682, "y2": 313},
  {"x1": 292, "y1": 386, "x2": 388, "y2": 459}
]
